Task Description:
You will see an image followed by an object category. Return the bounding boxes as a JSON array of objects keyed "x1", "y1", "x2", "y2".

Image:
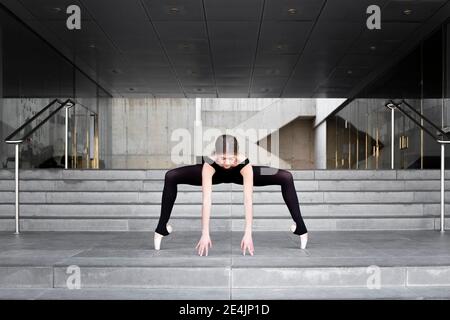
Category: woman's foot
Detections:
[
  {"x1": 290, "y1": 224, "x2": 308, "y2": 249},
  {"x1": 154, "y1": 224, "x2": 173, "y2": 250}
]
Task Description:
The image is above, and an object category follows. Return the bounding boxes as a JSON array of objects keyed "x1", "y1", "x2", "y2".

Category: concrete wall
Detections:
[
  {"x1": 279, "y1": 118, "x2": 315, "y2": 169},
  {"x1": 259, "y1": 117, "x2": 316, "y2": 169},
  {"x1": 108, "y1": 98, "x2": 318, "y2": 169},
  {"x1": 109, "y1": 98, "x2": 196, "y2": 169}
]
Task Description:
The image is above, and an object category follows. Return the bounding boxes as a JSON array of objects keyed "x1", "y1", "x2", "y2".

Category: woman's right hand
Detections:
[{"x1": 195, "y1": 233, "x2": 212, "y2": 256}]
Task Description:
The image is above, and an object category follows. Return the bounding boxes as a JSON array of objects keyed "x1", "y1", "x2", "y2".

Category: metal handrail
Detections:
[
  {"x1": 3, "y1": 98, "x2": 76, "y2": 234},
  {"x1": 386, "y1": 100, "x2": 449, "y2": 232},
  {"x1": 400, "y1": 99, "x2": 449, "y2": 138},
  {"x1": 5, "y1": 99, "x2": 74, "y2": 143}
]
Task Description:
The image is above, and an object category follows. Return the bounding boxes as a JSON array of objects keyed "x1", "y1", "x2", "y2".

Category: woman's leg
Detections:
[
  {"x1": 155, "y1": 164, "x2": 203, "y2": 236},
  {"x1": 251, "y1": 166, "x2": 308, "y2": 235}
]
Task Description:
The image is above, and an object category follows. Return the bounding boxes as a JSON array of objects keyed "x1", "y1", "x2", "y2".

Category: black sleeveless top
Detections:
[{"x1": 201, "y1": 155, "x2": 250, "y2": 182}]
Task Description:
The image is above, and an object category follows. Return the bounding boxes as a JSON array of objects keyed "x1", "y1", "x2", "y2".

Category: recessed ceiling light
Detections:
[
  {"x1": 169, "y1": 7, "x2": 180, "y2": 14},
  {"x1": 370, "y1": 45, "x2": 377, "y2": 51},
  {"x1": 287, "y1": 8, "x2": 297, "y2": 15},
  {"x1": 88, "y1": 44, "x2": 96, "y2": 49},
  {"x1": 403, "y1": 9, "x2": 413, "y2": 15},
  {"x1": 276, "y1": 44, "x2": 287, "y2": 51},
  {"x1": 180, "y1": 43, "x2": 191, "y2": 50},
  {"x1": 266, "y1": 69, "x2": 280, "y2": 76},
  {"x1": 195, "y1": 88, "x2": 204, "y2": 92},
  {"x1": 128, "y1": 88, "x2": 135, "y2": 92},
  {"x1": 347, "y1": 70, "x2": 353, "y2": 75}
]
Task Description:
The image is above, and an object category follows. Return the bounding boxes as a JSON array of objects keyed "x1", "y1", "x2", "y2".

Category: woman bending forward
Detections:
[{"x1": 154, "y1": 134, "x2": 308, "y2": 255}]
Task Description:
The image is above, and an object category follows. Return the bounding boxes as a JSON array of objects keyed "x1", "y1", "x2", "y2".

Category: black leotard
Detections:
[{"x1": 201, "y1": 156, "x2": 250, "y2": 182}]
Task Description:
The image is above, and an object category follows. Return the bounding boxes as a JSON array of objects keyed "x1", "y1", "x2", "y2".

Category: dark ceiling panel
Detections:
[
  {"x1": 214, "y1": 66, "x2": 251, "y2": 77},
  {"x1": 215, "y1": 78, "x2": 250, "y2": 86},
  {"x1": 125, "y1": 52, "x2": 169, "y2": 67},
  {"x1": 255, "y1": 53, "x2": 298, "y2": 67},
  {"x1": 205, "y1": 0, "x2": 263, "y2": 21},
  {"x1": 154, "y1": 21, "x2": 207, "y2": 40},
  {"x1": 259, "y1": 21, "x2": 313, "y2": 54},
  {"x1": 141, "y1": 0, "x2": 204, "y2": 21},
  {"x1": 213, "y1": 54, "x2": 253, "y2": 67},
  {"x1": 320, "y1": 0, "x2": 388, "y2": 22},
  {"x1": 264, "y1": 0, "x2": 325, "y2": 21},
  {"x1": 209, "y1": 21, "x2": 260, "y2": 42},
  {"x1": 175, "y1": 66, "x2": 214, "y2": 78},
  {"x1": 359, "y1": 22, "x2": 422, "y2": 41},
  {"x1": 81, "y1": 0, "x2": 161, "y2": 53},
  {"x1": 17, "y1": 0, "x2": 92, "y2": 20},
  {"x1": 184, "y1": 85, "x2": 217, "y2": 94},
  {"x1": 178, "y1": 72, "x2": 215, "y2": 85},
  {"x1": 382, "y1": 0, "x2": 447, "y2": 22},
  {"x1": 253, "y1": 66, "x2": 293, "y2": 77},
  {"x1": 42, "y1": 20, "x2": 110, "y2": 49},
  {"x1": 348, "y1": 38, "x2": 402, "y2": 55},
  {"x1": 339, "y1": 54, "x2": 384, "y2": 69},
  {"x1": 305, "y1": 39, "x2": 356, "y2": 57},
  {"x1": 162, "y1": 39, "x2": 210, "y2": 55},
  {"x1": 168, "y1": 54, "x2": 212, "y2": 67},
  {"x1": 310, "y1": 22, "x2": 362, "y2": 41}
]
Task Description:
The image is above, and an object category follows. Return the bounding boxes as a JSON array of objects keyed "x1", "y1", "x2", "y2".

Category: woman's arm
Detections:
[
  {"x1": 201, "y1": 163, "x2": 215, "y2": 235},
  {"x1": 240, "y1": 164, "x2": 254, "y2": 255},
  {"x1": 195, "y1": 162, "x2": 215, "y2": 256},
  {"x1": 241, "y1": 164, "x2": 253, "y2": 234}
]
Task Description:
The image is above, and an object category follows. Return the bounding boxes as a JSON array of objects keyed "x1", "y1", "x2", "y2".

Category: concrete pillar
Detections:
[
  {"x1": 314, "y1": 99, "x2": 346, "y2": 169},
  {"x1": 314, "y1": 121, "x2": 327, "y2": 169}
]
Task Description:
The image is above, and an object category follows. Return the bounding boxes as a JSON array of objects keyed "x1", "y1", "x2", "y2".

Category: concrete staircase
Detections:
[
  {"x1": 0, "y1": 169, "x2": 449, "y2": 232},
  {"x1": 1, "y1": 169, "x2": 450, "y2": 299}
]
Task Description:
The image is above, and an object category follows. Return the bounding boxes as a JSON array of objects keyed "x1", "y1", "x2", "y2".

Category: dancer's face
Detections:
[{"x1": 216, "y1": 153, "x2": 237, "y2": 169}]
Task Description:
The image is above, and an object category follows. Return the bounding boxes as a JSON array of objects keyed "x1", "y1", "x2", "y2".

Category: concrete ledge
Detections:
[
  {"x1": 407, "y1": 266, "x2": 450, "y2": 286},
  {"x1": 53, "y1": 267, "x2": 230, "y2": 288},
  {"x1": 0, "y1": 267, "x2": 53, "y2": 288},
  {"x1": 232, "y1": 267, "x2": 406, "y2": 288}
]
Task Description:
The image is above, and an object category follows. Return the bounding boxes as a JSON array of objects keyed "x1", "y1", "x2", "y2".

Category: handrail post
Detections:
[
  {"x1": 391, "y1": 107, "x2": 395, "y2": 169},
  {"x1": 14, "y1": 143, "x2": 20, "y2": 234},
  {"x1": 65, "y1": 106, "x2": 69, "y2": 170},
  {"x1": 437, "y1": 140, "x2": 450, "y2": 232},
  {"x1": 441, "y1": 142, "x2": 446, "y2": 233},
  {"x1": 385, "y1": 102, "x2": 396, "y2": 169},
  {"x1": 64, "y1": 102, "x2": 74, "y2": 170}
]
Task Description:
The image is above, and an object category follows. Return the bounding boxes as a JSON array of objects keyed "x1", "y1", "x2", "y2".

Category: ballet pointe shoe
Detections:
[
  {"x1": 290, "y1": 224, "x2": 308, "y2": 249},
  {"x1": 154, "y1": 224, "x2": 173, "y2": 250}
]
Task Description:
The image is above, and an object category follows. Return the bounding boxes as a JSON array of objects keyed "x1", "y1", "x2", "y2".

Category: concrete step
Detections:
[
  {"x1": 1, "y1": 179, "x2": 447, "y2": 191},
  {"x1": 2, "y1": 286, "x2": 450, "y2": 300},
  {"x1": 1, "y1": 169, "x2": 450, "y2": 180},
  {"x1": 0, "y1": 216, "x2": 446, "y2": 232},
  {"x1": 0, "y1": 203, "x2": 444, "y2": 217},
  {"x1": 0, "y1": 191, "x2": 448, "y2": 204},
  {"x1": 1, "y1": 231, "x2": 450, "y2": 295},
  {"x1": 0, "y1": 191, "x2": 441, "y2": 204}
]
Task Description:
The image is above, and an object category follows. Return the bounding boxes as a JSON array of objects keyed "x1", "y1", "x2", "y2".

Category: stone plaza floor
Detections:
[{"x1": 1, "y1": 230, "x2": 450, "y2": 299}]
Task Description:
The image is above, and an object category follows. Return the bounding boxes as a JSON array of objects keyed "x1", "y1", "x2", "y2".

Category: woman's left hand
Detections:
[{"x1": 240, "y1": 232, "x2": 254, "y2": 256}]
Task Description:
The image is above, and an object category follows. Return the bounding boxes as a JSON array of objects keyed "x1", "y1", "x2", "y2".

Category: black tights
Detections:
[{"x1": 155, "y1": 164, "x2": 308, "y2": 236}]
